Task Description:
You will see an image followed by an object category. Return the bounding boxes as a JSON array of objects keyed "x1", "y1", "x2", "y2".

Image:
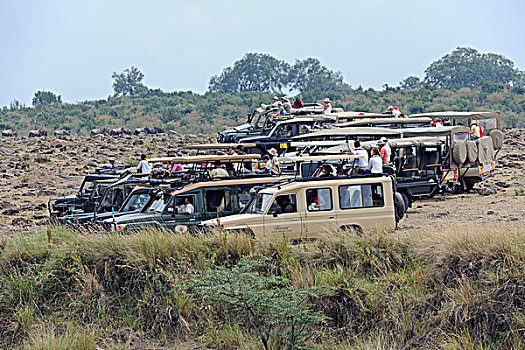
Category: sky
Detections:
[{"x1": 1, "y1": 0, "x2": 524, "y2": 107}]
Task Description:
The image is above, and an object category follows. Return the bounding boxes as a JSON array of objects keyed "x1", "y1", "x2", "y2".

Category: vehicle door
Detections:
[
  {"x1": 162, "y1": 193, "x2": 199, "y2": 232},
  {"x1": 336, "y1": 182, "x2": 394, "y2": 231},
  {"x1": 263, "y1": 193, "x2": 303, "y2": 242},
  {"x1": 304, "y1": 187, "x2": 338, "y2": 238},
  {"x1": 274, "y1": 124, "x2": 293, "y2": 153},
  {"x1": 203, "y1": 187, "x2": 234, "y2": 221}
]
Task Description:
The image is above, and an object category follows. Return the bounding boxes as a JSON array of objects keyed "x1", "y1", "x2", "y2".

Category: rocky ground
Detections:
[
  {"x1": 0, "y1": 132, "x2": 212, "y2": 236},
  {"x1": 0, "y1": 129, "x2": 523, "y2": 237}
]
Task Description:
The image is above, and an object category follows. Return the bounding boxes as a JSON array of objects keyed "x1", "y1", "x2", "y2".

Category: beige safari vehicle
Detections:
[{"x1": 201, "y1": 175, "x2": 396, "y2": 242}]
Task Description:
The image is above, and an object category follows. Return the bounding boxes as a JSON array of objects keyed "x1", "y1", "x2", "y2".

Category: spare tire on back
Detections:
[
  {"x1": 489, "y1": 129, "x2": 504, "y2": 150},
  {"x1": 466, "y1": 141, "x2": 478, "y2": 163},
  {"x1": 453, "y1": 141, "x2": 467, "y2": 165}
]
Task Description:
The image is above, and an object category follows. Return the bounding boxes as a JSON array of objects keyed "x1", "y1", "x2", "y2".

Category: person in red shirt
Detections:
[{"x1": 378, "y1": 139, "x2": 391, "y2": 163}]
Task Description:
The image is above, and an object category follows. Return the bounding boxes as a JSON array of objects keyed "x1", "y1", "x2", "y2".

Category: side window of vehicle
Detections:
[
  {"x1": 206, "y1": 190, "x2": 232, "y2": 213},
  {"x1": 306, "y1": 188, "x2": 333, "y2": 211},
  {"x1": 268, "y1": 194, "x2": 297, "y2": 214},
  {"x1": 237, "y1": 185, "x2": 254, "y2": 209},
  {"x1": 172, "y1": 195, "x2": 196, "y2": 215},
  {"x1": 339, "y1": 184, "x2": 384, "y2": 209}
]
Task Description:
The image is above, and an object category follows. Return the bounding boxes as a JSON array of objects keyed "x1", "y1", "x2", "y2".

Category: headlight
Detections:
[{"x1": 114, "y1": 223, "x2": 127, "y2": 231}]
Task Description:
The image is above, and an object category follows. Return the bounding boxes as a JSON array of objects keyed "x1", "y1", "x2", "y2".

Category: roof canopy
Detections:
[
  {"x1": 292, "y1": 127, "x2": 402, "y2": 140},
  {"x1": 149, "y1": 154, "x2": 261, "y2": 163},
  {"x1": 337, "y1": 117, "x2": 432, "y2": 127},
  {"x1": 409, "y1": 111, "x2": 500, "y2": 120}
]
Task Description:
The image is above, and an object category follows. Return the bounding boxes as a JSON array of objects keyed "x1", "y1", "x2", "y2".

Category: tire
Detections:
[
  {"x1": 394, "y1": 192, "x2": 406, "y2": 222},
  {"x1": 463, "y1": 178, "x2": 477, "y2": 192},
  {"x1": 466, "y1": 141, "x2": 478, "y2": 163},
  {"x1": 400, "y1": 192, "x2": 411, "y2": 211},
  {"x1": 339, "y1": 225, "x2": 363, "y2": 237},
  {"x1": 489, "y1": 129, "x2": 504, "y2": 150},
  {"x1": 453, "y1": 141, "x2": 467, "y2": 165}
]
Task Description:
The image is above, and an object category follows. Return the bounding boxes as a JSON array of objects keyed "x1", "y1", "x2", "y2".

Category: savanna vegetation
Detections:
[
  {"x1": 1, "y1": 47, "x2": 524, "y2": 136},
  {"x1": 0, "y1": 224, "x2": 523, "y2": 349}
]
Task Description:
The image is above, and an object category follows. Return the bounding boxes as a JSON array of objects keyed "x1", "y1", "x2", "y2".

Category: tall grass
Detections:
[{"x1": 0, "y1": 224, "x2": 523, "y2": 349}]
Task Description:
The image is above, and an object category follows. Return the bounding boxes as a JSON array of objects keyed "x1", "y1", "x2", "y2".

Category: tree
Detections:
[
  {"x1": 209, "y1": 53, "x2": 290, "y2": 93},
  {"x1": 288, "y1": 58, "x2": 349, "y2": 92},
  {"x1": 400, "y1": 76, "x2": 423, "y2": 90},
  {"x1": 32, "y1": 90, "x2": 62, "y2": 106},
  {"x1": 112, "y1": 66, "x2": 147, "y2": 97},
  {"x1": 424, "y1": 47, "x2": 521, "y2": 89}
]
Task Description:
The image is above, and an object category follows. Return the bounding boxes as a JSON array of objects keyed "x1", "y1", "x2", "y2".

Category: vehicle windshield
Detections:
[
  {"x1": 80, "y1": 181, "x2": 95, "y2": 196},
  {"x1": 121, "y1": 192, "x2": 152, "y2": 212},
  {"x1": 145, "y1": 193, "x2": 170, "y2": 213},
  {"x1": 246, "y1": 193, "x2": 273, "y2": 214}
]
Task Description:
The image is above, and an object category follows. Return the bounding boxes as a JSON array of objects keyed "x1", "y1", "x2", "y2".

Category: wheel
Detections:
[
  {"x1": 463, "y1": 178, "x2": 477, "y2": 192},
  {"x1": 400, "y1": 192, "x2": 411, "y2": 211},
  {"x1": 339, "y1": 225, "x2": 363, "y2": 237},
  {"x1": 394, "y1": 192, "x2": 406, "y2": 221}
]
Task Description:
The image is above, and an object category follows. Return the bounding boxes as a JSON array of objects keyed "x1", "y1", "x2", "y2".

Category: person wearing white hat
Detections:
[
  {"x1": 281, "y1": 96, "x2": 292, "y2": 113},
  {"x1": 323, "y1": 98, "x2": 332, "y2": 114},
  {"x1": 267, "y1": 148, "x2": 281, "y2": 175},
  {"x1": 388, "y1": 105, "x2": 401, "y2": 118}
]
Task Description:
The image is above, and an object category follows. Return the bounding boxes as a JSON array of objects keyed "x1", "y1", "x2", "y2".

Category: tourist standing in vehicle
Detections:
[
  {"x1": 281, "y1": 96, "x2": 292, "y2": 114},
  {"x1": 388, "y1": 106, "x2": 401, "y2": 118},
  {"x1": 443, "y1": 117, "x2": 452, "y2": 126},
  {"x1": 169, "y1": 152, "x2": 184, "y2": 173},
  {"x1": 368, "y1": 147, "x2": 383, "y2": 174},
  {"x1": 267, "y1": 148, "x2": 281, "y2": 175},
  {"x1": 227, "y1": 147, "x2": 237, "y2": 155},
  {"x1": 292, "y1": 97, "x2": 304, "y2": 108},
  {"x1": 470, "y1": 120, "x2": 483, "y2": 139},
  {"x1": 323, "y1": 98, "x2": 332, "y2": 114},
  {"x1": 378, "y1": 138, "x2": 391, "y2": 163},
  {"x1": 210, "y1": 160, "x2": 229, "y2": 178},
  {"x1": 235, "y1": 145, "x2": 252, "y2": 171},
  {"x1": 137, "y1": 154, "x2": 152, "y2": 174},
  {"x1": 353, "y1": 141, "x2": 369, "y2": 174}
]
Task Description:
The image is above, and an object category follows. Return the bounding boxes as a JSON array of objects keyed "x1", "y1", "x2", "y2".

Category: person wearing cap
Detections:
[
  {"x1": 388, "y1": 106, "x2": 401, "y2": 118},
  {"x1": 271, "y1": 101, "x2": 286, "y2": 123},
  {"x1": 323, "y1": 98, "x2": 332, "y2": 114},
  {"x1": 210, "y1": 160, "x2": 229, "y2": 178},
  {"x1": 267, "y1": 148, "x2": 281, "y2": 175},
  {"x1": 281, "y1": 96, "x2": 292, "y2": 113},
  {"x1": 378, "y1": 138, "x2": 391, "y2": 163},
  {"x1": 443, "y1": 117, "x2": 452, "y2": 126},
  {"x1": 137, "y1": 154, "x2": 152, "y2": 174},
  {"x1": 271, "y1": 96, "x2": 279, "y2": 107},
  {"x1": 470, "y1": 120, "x2": 483, "y2": 139}
]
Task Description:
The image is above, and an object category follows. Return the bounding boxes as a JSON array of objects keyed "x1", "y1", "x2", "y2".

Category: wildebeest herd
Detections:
[{"x1": 1, "y1": 127, "x2": 165, "y2": 138}]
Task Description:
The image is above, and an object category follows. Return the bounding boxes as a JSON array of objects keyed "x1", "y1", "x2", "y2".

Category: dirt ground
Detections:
[{"x1": 0, "y1": 129, "x2": 523, "y2": 237}]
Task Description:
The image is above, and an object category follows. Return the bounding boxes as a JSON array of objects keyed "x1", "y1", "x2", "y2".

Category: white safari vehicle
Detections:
[{"x1": 201, "y1": 175, "x2": 397, "y2": 242}]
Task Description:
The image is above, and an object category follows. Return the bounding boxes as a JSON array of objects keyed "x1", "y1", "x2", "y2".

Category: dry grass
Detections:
[{"x1": 0, "y1": 223, "x2": 523, "y2": 349}]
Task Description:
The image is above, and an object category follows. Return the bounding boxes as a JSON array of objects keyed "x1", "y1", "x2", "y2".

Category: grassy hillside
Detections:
[
  {"x1": 0, "y1": 225, "x2": 523, "y2": 349},
  {"x1": 1, "y1": 86, "x2": 524, "y2": 136}
]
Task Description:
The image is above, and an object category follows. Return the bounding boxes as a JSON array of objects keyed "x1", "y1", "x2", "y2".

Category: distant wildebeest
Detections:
[
  {"x1": 134, "y1": 127, "x2": 151, "y2": 135},
  {"x1": 2, "y1": 129, "x2": 17, "y2": 137},
  {"x1": 152, "y1": 126, "x2": 165, "y2": 134},
  {"x1": 134, "y1": 127, "x2": 165, "y2": 135},
  {"x1": 110, "y1": 127, "x2": 132, "y2": 136},
  {"x1": 28, "y1": 129, "x2": 48, "y2": 137},
  {"x1": 54, "y1": 130, "x2": 70, "y2": 138},
  {"x1": 90, "y1": 127, "x2": 108, "y2": 136}
]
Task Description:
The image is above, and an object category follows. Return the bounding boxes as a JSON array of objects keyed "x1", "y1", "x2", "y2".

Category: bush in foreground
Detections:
[{"x1": 0, "y1": 225, "x2": 523, "y2": 349}]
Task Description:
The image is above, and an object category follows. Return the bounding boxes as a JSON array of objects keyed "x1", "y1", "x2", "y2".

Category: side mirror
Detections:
[
  {"x1": 272, "y1": 207, "x2": 282, "y2": 217},
  {"x1": 168, "y1": 207, "x2": 174, "y2": 216}
]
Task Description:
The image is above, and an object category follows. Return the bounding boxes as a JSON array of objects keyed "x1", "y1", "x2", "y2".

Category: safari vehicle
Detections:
[
  {"x1": 239, "y1": 116, "x2": 338, "y2": 155},
  {"x1": 200, "y1": 175, "x2": 397, "y2": 242},
  {"x1": 336, "y1": 117, "x2": 432, "y2": 128},
  {"x1": 408, "y1": 111, "x2": 501, "y2": 131},
  {"x1": 59, "y1": 179, "x2": 176, "y2": 226},
  {"x1": 401, "y1": 125, "x2": 503, "y2": 191},
  {"x1": 104, "y1": 176, "x2": 290, "y2": 233},
  {"x1": 292, "y1": 126, "x2": 402, "y2": 143},
  {"x1": 49, "y1": 173, "x2": 122, "y2": 218},
  {"x1": 217, "y1": 103, "x2": 327, "y2": 143}
]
